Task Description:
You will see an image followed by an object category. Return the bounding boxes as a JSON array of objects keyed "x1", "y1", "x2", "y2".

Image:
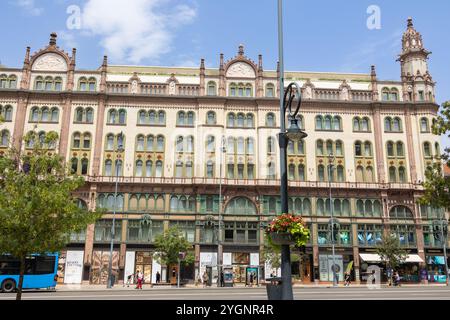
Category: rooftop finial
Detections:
[
  {"x1": 407, "y1": 17, "x2": 413, "y2": 28},
  {"x1": 49, "y1": 32, "x2": 57, "y2": 46},
  {"x1": 238, "y1": 44, "x2": 244, "y2": 56}
]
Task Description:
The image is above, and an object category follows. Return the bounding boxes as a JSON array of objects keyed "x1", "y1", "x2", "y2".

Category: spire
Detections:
[
  {"x1": 258, "y1": 54, "x2": 263, "y2": 72},
  {"x1": 371, "y1": 65, "x2": 377, "y2": 79},
  {"x1": 407, "y1": 17, "x2": 413, "y2": 28},
  {"x1": 49, "y1": 32, "x2": 57, "y2": 46},
  {"x1": 238, "y1": 44, "x2": 244, "y2": 56},
  {"x1": 219, "y1": 53, "x2": 224, "y2": 70},
  {"x1": 102, "y1": 55, "x2": 108, "y2": 70},
  {"x1": 24, "y1": 47, "x2": 30, "y2": 65},
  {"x1": 71, "y1": 48, "x2": 77, "y2": 65},
  {"x1": 200, "y1": 58, "x2": 205, "y2": 70}
]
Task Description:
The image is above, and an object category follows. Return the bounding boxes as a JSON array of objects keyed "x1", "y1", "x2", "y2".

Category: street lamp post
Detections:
[
  {"x1": 107, "y1": 132, "x2": 124, "y2": 289},
  {"x1": 217, "y1": 135, "x2": 226, "y2": 287},
  {"x1": 328, "y1": 153, "x2": 338, "y2": 287},
  {"x1": 437, "y1": 213, "x2": 449, "y2": 286},
  {"x1": 277, "y1": 0, "x2": 308, "y2": 296}
]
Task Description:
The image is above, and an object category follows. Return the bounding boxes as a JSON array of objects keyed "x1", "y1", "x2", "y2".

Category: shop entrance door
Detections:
[
  {"x1": 300, "y1": 255, "x2": 312, "y2": 283},
  {"x1": 135, "y1": 252, "x2": 152, "y2": 284}
]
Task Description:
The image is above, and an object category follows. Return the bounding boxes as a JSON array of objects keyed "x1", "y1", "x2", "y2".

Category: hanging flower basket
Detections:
[
  {"x1": 269, "y1": 232, "x2": 296, "y2": 245},
  {"x1": 265, "y1": 214, "x2": 310, "y2": 248}
]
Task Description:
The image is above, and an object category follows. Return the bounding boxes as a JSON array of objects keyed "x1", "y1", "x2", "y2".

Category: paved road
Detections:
[{"x1": 1, "y1": 286, "x2": 450, "y2": 300}]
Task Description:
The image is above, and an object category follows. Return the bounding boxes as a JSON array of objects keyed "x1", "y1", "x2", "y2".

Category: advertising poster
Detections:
[
  {"x1": 319, "y1": 255, "x2": 329, "y2": 281},
  {"x1": 250, "y1": 253, "x2": 259, "y2": 266},
  {"x1": 123, "y1": 251, "x2": 135, "y2": 282},
  {"x1": 223, "y1": 252, "x2": 232, "y2": 266},
  {"x1": 64, "y1": 251, "x2": 84, "y2": 284}
]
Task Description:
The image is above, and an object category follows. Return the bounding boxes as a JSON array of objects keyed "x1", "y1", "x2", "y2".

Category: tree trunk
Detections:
[{"x1": 16, "y1": 256, "x2": 26, "y2": 301}]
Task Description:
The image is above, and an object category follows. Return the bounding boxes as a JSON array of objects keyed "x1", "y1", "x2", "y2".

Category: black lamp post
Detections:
[{"x1": 278, "y1": 82, "x2": 308, "y2": 300}]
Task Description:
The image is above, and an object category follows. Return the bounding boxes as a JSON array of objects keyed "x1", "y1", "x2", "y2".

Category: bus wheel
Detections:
[{"x1": 1, "y1": 279, "x2": 16, "y2": 293}]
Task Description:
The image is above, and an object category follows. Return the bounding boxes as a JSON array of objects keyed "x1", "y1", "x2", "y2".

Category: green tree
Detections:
[
  {"x1": 376, "y1": 233, "x2": 408, "y2": 285},
  {"x1": 154, "y1": 227, "x2": 195, "y2": 282},
  {"x1": 0, "y1": 131, "x2": 102, "y2": 300}
]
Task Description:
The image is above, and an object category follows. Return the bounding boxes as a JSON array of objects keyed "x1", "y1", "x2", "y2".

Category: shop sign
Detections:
[{"x1": 64, "y1": 251, "x2": 84, "y2": 284}]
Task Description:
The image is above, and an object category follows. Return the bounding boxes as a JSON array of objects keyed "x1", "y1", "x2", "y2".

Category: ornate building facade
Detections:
[{"x1": 0, "y1": 18, "x2": 447, "y2": 285}]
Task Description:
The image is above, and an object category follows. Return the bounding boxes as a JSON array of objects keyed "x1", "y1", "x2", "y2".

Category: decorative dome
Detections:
[{"x1": 402, "y1": 17, "x2": 424, "y2": 53}]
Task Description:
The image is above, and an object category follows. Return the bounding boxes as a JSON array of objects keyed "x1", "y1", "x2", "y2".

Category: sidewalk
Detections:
[{"x1": 55, "y1": 282, "x2": 447, "y2": 292}]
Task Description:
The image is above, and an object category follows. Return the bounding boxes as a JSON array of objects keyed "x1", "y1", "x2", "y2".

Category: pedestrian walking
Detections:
[
  {"x1": 124, "y1": 273, "x2": 133, "y2": 287},
  {"x1": 344, "y1": 272, "x2": 351, "y2": 287},
  {"x1": 202, "y1": 271, "x2": 209, "y2": 288},
  {"x1": 249, "y1": 272, "x2": 254, "y2": 287},
  {"x1": 393, "y1": 271, "x2": 401, "y2": 287},
  {"x1": 135, "y1": 270, "x2": 143, "y2": 290},
  {"x1": 156, "y1": 271, "x2": 161, "y2": 284}
]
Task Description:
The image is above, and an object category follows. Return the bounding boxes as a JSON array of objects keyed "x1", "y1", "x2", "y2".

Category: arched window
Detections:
[
  {"x1": 105, "y1": 160, "x2": 112, "y2": 176},
  {"x1": 158, "y1": 111, "x2": 165, "y2": 125},
  {"x1": 206, "y1": 135, "x2": 215, "y2": 153},
  {"x1": 356, "y1": 166, "x2": 364, "y2": 182},
  {"x1": 146, "y1": 161, "x2": 153, "y2": 177},
  {"x1": 356, "y1": 200, "x2": 364, "y2": 215},
  {"x1": 41, "y1": 107, "x2": 50, "y2": 122},
  {"x1": 136, "y1": 135, "x2": 145, "y2": 151},
  {"x1": 81, "y1": 159, "x2": 89, "y2": 175},
  {"x1": 237, "y1": 137, "x2": 244, "y2": 154},
  {"x1": 44, "y1": 77, "x2": 53, "y2": 91},
  {"x1": 156, "y1": 135, "x2": 164, "y2": 152},
  {"x1": 373, "y1": 200, "x2": 382, "y2": 216},
  {"x1": 75, "y1": 108, "x2": 83, "y2": 122},
  {"x1": 389, "y1": 167, "x2": 396, "y2": 182},
  {"x1": 51, "y1": 108, "x2": 59, "y2": 122},
  {"x1": 0, "y1": 130, "x2": 10, "y2": 147},
  {"x1": 287, "y1": 140, "x2": 294, "y2": 155},
  {"x1": 227, "y1": 137, "x2": 235, "y2": 154},
  {"x1": 335, "y1": 140, "x2": 343, "y2": 156},
  {"x1": 420, "y1": 118, "x2": 429, "y2": 132},
  {"x1": 229, "y1": 83, "x2": 237, "y2": 97},
  {"x1": 353, "y1": 117, "x2": 361, "y2": 131},
  {"x1": 86, "y1": 108, "x2": 93, "y2": 123},
  {"x1": 423, "y1": 142, "x2": 431, "y2": 157},
  {"x1": 316, "y1": 140, "x2": 324, "y2": 156},
  {"x1": 389, "y1": 206, "x2": 413, "y2": 219},
  {"x1": 324, "y1": 116, "x2": 332, "y2": 130},
  {"x1": 315, "y1": 116, "x2": 323, "y2": 130},
  {"x1": 227, "y1": 113, "x2": 235, "y2": 127},
  {"x1": 396, "y1": 142, "x2": 404, "y2": 157},
  {"x1": 366, "y1": 167, "x2": 374, "y2": 182},
  {"x1": 115, "y1": 160, "x2": 123, "y2": 176},
  {"x1": 318, "y1": 165, "x2": 325, "y2": 182},
  {"x1": 355, "y1": 141, "x2": 362, "y2": 156},
  {"x1": 393, "y1": 118, "x2": 401, "y2": 132},
  {"x1": 155, "y1": 161, "x2": 163, "y2": 177},
  {"x1": 135, "y1": 160, "x2": 143, "y2": 177},
  {"x1": 138, "y1": 110, "x2": 147, "y2": 125},
  {"x1": 3, "y1": 105, "x2": 12, "y2": 122},
  {"x1": 187, "y1": 111, "x2": 195, "y2": 126},
  {"x1": 317, "y1": 199, "x2": 325, "y2": 215},
  {"x1": 206, "y1": 161, "x2": 214, "y2": 178},
  {"x1": 225, "y1": 197, "x2": 257, "y2": 215},
  {"x1": 71, "y1": 158, "x2": 79, "y2": 174},
  {"x1": 398, "y1": 166, "x2": 406, "y2": 183},
  {"x1": 333, "y1": 116, "x2": 341, "y2": 130},
  {"x1": 364, "y1": 142, "x2": 372, "y2": 157},
  {"x1": 176, "y1": 136, "x2": 184, "y2": 152},
  {"x1": 266, "y1": 113, "x2": 275, "y2": 127},
  {"x1": 342, "y1": 199, "x2": 350, "y2": 216},
  {"x1": 31, "y1": 107, "x2": 39, "y2": 122},
  {"x1": 247, "y1": 138, "x2": 254, "y2": 155},
  {"x1": 266, "y1": 83, "x2": 275, "y2": 97},
  {"x1": 385, "y1": 117, "x2": 392, "y2": 132},
  {"x1": 118, "y1": 109, "x2": 126, "y2": 124},
  {"x1": 382, "y1": 88, "x2": 390, "y2": 101},
  {"x1": 177, "y1": 111, "x2": 185, "y2": 125},
  {"x1": 326, "y1": 140, "x2": 333, "y2": 156},
  {"x1": 82, "y1": 133, "x2": 91, "y2": 149},
  {"x1": 246, "y1": 113, "x2": 254, "y2": 127},
  {"x1": 237, "y1": 113, "x2": 245, "y2": 127},
  {"x1": 79, "y1": 77, "x2": 88, "y2": 91},
  {"x1": 435, "y1": 143, "x2": 441, "y2": 157},
  {"x1": 54, "y1": 77, "x2": 62, "y2": 91},
  {"x1": 361, "y1": 117, "x2": 370, "y2": 131},
  {"x1": 106, "y1": 134, "x2": 114, "y2": 150},
  {"x1": 298, "y1": 164, "x2": 305, "y2": 181},
  {"x1": 187, "y1": 136, "x2": 194, "y2": 153},
  {"x1": 296, "y1": 115, "x2": 304, "y2": 130},
  {"x1": 387, "y1": 142, "x2": 394, "y2": 157},
  {"x1": 73, "y1": 132, "x2": 81, "y2": 149},
  {"x1": 390, "y1": 88, "x2": 399, "y2": 101},
  {"x1": 108, "y1": 109, "x2": 117, "y2": 124},
  {"x1": 35, "y1": 76, "x2": 44, "y2": 90},
  {"x1": 148, "y1": 110, "x2": 156, "y2": 124},
  {"x1": 206, "y1": 111, "x2": 216, "y2": 125},
  {"x1": 297, "y1": 140, "x2": 305, "y2": 155},
  {"x1": 207, "y1": 81, "x2": 217, "y2": 96},
  {"x1": 8, "y1": 75, "x2": 17, "y2": 88},
  {"x1": 337, "y1": 165, "x2": 345, "y2": 182},
  {"x1": 146, "y1": 135, "x2": 154, "y2": 151},
  {"x1": 88, "y1": 78, "x2": 96, "y2": 91},
  {"x1": 175, "y1": 161, "x2": 183, "y2": 178},
  {"x1": 288, "y1": 164, "x2": 296, "y2": 180}
]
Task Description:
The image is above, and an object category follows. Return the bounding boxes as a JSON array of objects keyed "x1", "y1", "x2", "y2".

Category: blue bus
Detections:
[{"x1": 0, "y1": 253, "x2": 58, "y2": 293}]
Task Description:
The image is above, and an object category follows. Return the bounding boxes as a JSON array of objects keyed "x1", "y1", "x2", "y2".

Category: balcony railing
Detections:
[{"x1": 86, "y1": 176, "x2": 423, "y2": 190}]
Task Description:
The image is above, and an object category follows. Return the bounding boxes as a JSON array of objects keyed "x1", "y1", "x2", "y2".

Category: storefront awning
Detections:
[
  {"x1": 359, "y1": 253, "x2": 424, "y2": 263},
  {"x1": 404, "y1": 254, "x2": 424, "y2": 263},
  {"x1": 359, "y1": 253, "x2": 382, "y2": 262}
]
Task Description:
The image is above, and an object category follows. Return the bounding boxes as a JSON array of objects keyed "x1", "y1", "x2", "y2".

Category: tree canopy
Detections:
[
  {"x1": 153, "y1": 226, "x2": 194, "y2": 267},
  {"x1": 0, "y1": 131, "x2": 101, "y2": 299}
]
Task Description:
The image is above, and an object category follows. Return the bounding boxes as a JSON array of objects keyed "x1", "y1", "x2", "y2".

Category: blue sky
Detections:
[{"x1": 1, "y1": 0, "x2": 449, "y2": 147}]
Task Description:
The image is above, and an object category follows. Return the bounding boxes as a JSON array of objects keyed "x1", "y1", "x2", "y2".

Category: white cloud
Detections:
[
  {"x1": 14, "y1": 0, "x2": 44, "y2": 16},
  {"x1": 80, "y1": 0, "x2": 197, "y2": 64}
]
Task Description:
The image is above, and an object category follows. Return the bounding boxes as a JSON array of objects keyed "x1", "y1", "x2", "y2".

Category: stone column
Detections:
[
  {"x1": 58, "y1": 94, "x2": 73, "y2": 158},
  {"x1": 372, "y1": 103, "x2": 386, "y2": 183},
  {"x1": 92, "y1": 96, "x2": 106, "y2": 176},
  {"x1": 12, "y1": 93, "x2": 29, "y2": 150},
  {"x1": 404, "y1": 106, "x2": 418, "y2": 183},
  {"x1": 351, "y1": 224, "x2": 361, "y2": 284}
]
